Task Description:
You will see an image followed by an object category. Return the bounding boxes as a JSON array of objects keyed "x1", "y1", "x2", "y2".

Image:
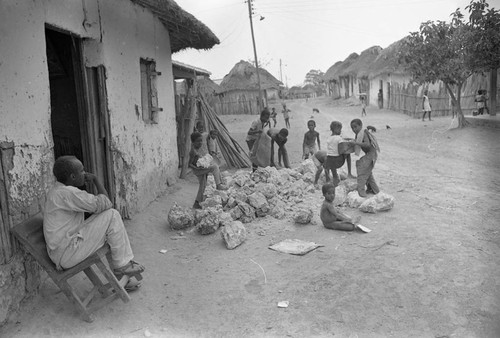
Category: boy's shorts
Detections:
[
  {"x1": 325, "y1": 155, "x2": 345, "y2": 170},
  {"x1": 303, "y1": 144, "x2": 317, "y2": 157}
]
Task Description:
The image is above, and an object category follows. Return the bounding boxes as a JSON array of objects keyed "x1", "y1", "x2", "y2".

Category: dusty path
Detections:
[{"x1": 2, "y1": 97, "x2": 500, "y2": 337}]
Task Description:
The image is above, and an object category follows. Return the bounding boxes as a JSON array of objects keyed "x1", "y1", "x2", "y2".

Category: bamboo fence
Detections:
[{"x1": 388, "y1": 82, "x2": 500, "y2": 118}]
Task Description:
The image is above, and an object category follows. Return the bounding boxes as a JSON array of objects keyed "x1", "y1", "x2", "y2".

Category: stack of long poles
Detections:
[{"x1": 198, "y1": 90, "x2": 251, "y2": 168}]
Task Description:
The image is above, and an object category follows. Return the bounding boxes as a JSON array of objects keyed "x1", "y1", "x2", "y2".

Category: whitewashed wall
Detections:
[{"x1": 0, "y1": 0, "x2": 178, "y2": 322}]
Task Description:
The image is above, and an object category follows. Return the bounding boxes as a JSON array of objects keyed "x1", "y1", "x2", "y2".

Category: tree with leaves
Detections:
[
  {"x1": 304, "y1": 69, "x2": 326, "y2": 96},
  {"x1": 400, "y1": 0, "x2": 499, "y2": 127},
  {"x1": 464, "y1": 0, "x2": 500, "y2": 116},
  {"x1": 399, "y1": 14, "x2": 472, "y2": 127}
]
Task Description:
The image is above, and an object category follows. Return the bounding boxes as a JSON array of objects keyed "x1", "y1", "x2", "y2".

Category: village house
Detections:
[
  {"x1": 0, "y1": 0, "x2": 218, "y2": 324},
  {"x1": 218, "y1": 60, "x2": 282, "y2": 115}
]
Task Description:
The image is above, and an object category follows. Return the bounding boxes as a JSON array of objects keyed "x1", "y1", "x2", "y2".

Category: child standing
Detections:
[
  {"x1": 349, "y1": 118, "x2": 380, "y2": 197},
  {"x1": 270, "y1": 108, "x2": 278, "y2": 127},
  {"x1": 189, "y1": 132, "x2": 227, "y2": 209},
  {"x1": 325, "y1": 121, "x2": 354, "y2": 186},
  {"x1": 282, "y1": 105, "x2": 291, "y2": 129},
  {"x1": 302, "y1": 120, "x2": 321, "y2": 159},
  {"x1": 320, "y1": 184, "x2": 369, "y2": 232},
  {"x1": 422, "y1": 90, "x2": 432, "y2": 121},
  {"x1": 360, "y1": 96, "x2": 367, "y2": 117},
  {"x1": 246, "y1": 108, "x2": 271, "y2": 171}
]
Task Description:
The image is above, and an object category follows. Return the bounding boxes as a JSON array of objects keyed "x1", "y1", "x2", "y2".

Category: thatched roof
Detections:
[
  {"x1": 131, "y1": 0, "x2": 220, "y2": 53},
  {"x1": 220, "y1": 60, "x2": 282, "y2": 92},
  {"x1": 324, "y1": 61, "x2": 343, "y2": 81},
  {"x1": 324, "y1": 53, "x2": 359, "y2": 81},
  {"x1": 172, "y1": 60, "x2": 210, "y2": 79},
  {"x1": 368, "y1": 38, "x2": 407, "y2": 79},
  {"x1": 341, "y1": 46, "x2": 382, "y2": 78},
  {"x1": 197, "y1": 77, "x2": 222, "y2": 95}
]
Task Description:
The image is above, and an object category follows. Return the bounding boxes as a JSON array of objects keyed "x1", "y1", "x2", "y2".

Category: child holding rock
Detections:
[
  {"x1": 189, "y1": 132, "x2": 227, "y2": 209},
  {"x1": 325, "y1": 121, "x2": 354, "y2": 186},
  {"x1": 320, "y1": 183, "x2": 370, "y2": 232},
  {"x1": 348, "y1": 118, "x2": 380, "y2": 197}
]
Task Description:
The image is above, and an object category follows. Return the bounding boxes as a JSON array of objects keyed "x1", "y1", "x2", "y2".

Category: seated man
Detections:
[{"x1": 44, "y1": 156, "x2": 144, "y2": 291}]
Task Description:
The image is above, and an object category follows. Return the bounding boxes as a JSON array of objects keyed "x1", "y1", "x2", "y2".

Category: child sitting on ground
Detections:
[
  {"x1": 302, "y1": 120, "x2": 321, "y2": 160},
  {"x1": 320, "y1": 183, "x2": 366, "y2": 232},
  {"x1": 325, "y1": 121, "x2": 354, "y2": 186},
  {"x1": 189, "y1": 132, "x2": 227, "y2": 209}
]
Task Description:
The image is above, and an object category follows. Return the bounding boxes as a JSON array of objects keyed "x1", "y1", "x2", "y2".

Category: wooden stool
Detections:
[{"x1": 11, "y1": 213, "x2": 132, "y2": 322}]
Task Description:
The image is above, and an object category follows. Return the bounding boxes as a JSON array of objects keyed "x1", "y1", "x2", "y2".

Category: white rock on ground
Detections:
[
  {"x1": 346, "y1": 191, "x2": 366, "y2": 208},
  {"x1": 168, "y1": 203, "x2": 194, "y2": 230},
  {"x1": 220, "y1": 221, "x2": 247, "y2": 249},
  {"x1": 359, "y1": 192, "x2": 395, "y2": 213},
  {"x1": 294, "y1": 207, "x2": 314, "y2": 224},
  {"x1": 195, "y1": 207, "x2": 221, "y2": 235}
]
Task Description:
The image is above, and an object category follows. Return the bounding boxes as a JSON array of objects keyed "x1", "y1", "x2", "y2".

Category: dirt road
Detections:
[{"x1": 2, "y1": 97, "x2": 499, "y2": 337}]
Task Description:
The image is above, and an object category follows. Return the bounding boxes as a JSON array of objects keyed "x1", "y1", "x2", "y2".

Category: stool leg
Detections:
[
  {"x1": 84, "y1": 266, "x2": 110, "y2": 297},
  {"x1": 58, "y1": 279, "x2": 95, "y2": 323},
  {"x1": 95, "y1": 259, "x2": 130, "y2": 303}
]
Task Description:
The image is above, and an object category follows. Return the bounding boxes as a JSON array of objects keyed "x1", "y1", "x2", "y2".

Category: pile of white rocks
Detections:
[{"x1": 167, "y1": 159, "x2": 395, "y2": 249}]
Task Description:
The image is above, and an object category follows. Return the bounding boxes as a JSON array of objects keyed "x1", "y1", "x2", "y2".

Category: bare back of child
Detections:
[{"x1": 320, "y1": 184, "x2": 364, "y2": 232}]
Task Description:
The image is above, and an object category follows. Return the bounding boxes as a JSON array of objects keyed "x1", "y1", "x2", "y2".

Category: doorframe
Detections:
[{"x1": 46, "y1": 25, "x2": 115, "y2": 203}]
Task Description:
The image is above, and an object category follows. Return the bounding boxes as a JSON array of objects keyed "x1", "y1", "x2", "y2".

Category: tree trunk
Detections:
[
  {"x1": 444, "y1": 82, "x2": 468, "y2": 128},
  {"x1": 490, "y1": 68, "x2": 497, "y2": 116}
]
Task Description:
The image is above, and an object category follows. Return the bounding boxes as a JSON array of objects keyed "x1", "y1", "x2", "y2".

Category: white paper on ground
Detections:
[
  {"x1": 269, "y1": 239, "x2": 323, "y2": 255},
  {"x1": 356, "y1": 224, "x2": 372, "y2": 233}
]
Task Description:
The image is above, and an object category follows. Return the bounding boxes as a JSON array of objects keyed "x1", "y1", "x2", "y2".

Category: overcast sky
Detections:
[{"x1": 173, "y1": 0, "x2": 489, "y2": 87}]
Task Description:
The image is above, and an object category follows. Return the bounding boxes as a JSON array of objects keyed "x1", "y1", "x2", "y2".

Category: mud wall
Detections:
[{"x1": 0, "y1": 0, "x2": 178, "y2": 324}]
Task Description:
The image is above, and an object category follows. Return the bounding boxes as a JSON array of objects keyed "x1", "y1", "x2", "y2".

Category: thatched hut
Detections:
[
  {"x1": 340, "y1": 46, "x2": 382, "y2": 102},
  {"x1": 219, "y1": 60, "x2": 282, "y2": 115},
  {"x1": 324, "y1": 61, "x2": 343, "y2": 98},
  {"x1": 368, "y1": 39, "x2": 409, "y2": 108},
  {"x1": 328, "y1": 53, "x2": 359, "y2": 98}
]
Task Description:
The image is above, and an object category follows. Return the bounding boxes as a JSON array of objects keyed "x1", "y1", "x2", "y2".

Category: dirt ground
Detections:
[{"x1": 2, "y1": 97, "x2": 500, "y2": 338}]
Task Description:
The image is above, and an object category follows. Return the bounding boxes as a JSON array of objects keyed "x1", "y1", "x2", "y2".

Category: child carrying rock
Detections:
[{"x1": 189, "y1": 132, "x2": 227, "y2": 209}]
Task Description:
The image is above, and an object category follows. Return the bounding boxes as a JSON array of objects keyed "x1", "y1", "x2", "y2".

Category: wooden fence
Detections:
[{"x1": 388, "y1": 82, "x2": 500, "y2": 117}]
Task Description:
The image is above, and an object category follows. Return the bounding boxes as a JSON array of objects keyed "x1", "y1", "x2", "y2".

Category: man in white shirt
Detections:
[{"x1": 44, "y1": 156, "x2": 144, "y2": 290}]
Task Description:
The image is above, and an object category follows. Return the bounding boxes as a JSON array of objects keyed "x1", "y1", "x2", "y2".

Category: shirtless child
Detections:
[
  {"x1": 303, "y1": 120, "x2": 321, "y2": 159},
  {"x1": 320, "y1": 183, "x2": 370, "y2": 232}
]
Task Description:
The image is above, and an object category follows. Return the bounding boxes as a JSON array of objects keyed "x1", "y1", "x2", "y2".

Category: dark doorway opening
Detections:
[{"x1": 45, "y1": 28, "x2": 84, "y2": 162}]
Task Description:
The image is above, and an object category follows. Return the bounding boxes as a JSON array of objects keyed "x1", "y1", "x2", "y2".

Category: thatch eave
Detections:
[
  {"x1": 131, "y1": 0, "x2": 220, "y2": 53},
  {"x1": 368, "y1": 38, "x2": 407, "y2": 79},
  {"x1": 220, "y1": 60, "x2": 282, "y2": 93}
]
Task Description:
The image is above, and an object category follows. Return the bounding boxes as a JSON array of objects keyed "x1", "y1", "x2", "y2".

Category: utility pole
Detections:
[
  {"x1": 247, "y1": 0, "x2": 263, "y2": 112},
  {"x1": 279, "y1": 58, "x2": 283, "y2": 83}
]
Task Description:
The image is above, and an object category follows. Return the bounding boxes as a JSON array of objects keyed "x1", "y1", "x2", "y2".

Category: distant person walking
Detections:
[
  {"x1": 361, "y1": 96, "x2": 367, "y2": 117},
  {"x1": 377, "y1": 89, "x2": 383, "y2": 109},
  {"x1": 422, "y1": 90, "x2": 432, "y2": 121},
  {"x1": 282, "y1": 104, "x2": 291, "y2": 129},
  {"x1": 270, "y1": 107, "x2": 278, "y2": 127}
]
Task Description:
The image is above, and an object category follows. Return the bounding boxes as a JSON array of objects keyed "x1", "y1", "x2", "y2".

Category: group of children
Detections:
[{"x1": 188, "y1": 106, "x2": 380, "y2": 233}]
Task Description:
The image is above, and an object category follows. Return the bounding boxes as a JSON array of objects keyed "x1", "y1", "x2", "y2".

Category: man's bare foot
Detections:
[{"x1": 348, "y1": 174, "x2": 357, "y2": 179}]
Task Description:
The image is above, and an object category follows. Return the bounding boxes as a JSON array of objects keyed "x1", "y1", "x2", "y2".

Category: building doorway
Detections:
[{"x1": 45, "y1": 27, "x2": 115, "y2": 201}]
